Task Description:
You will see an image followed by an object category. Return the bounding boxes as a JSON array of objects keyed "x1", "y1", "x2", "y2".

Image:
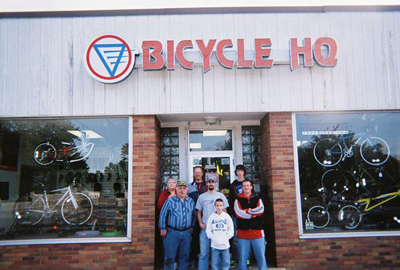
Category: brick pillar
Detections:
[
  {"x1": 261, "y1": 113, "x2": 298, "y2": 268},
  {"x1": 131, "y1": 115, "x2": 160, "y2": 269}
]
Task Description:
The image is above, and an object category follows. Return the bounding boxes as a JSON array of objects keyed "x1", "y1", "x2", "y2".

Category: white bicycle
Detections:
[{"x1": 13, "y1": 182, "x2": 93, "y2": 226}]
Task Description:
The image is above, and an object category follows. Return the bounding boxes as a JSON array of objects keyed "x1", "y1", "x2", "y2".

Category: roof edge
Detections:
[{"x1": 1, "y1": 5, "x2": 400, "y2": 18}]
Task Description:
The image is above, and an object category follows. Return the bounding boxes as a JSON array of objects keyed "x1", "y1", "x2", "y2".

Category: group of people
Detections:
[{"x1": 158, "y1": 165, "x2": 267, "y2": 270}]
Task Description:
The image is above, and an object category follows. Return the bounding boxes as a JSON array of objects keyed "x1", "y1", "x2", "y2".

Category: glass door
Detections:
[{"x1": 189, "y1": 154, "x2": 234, "y2": 194}]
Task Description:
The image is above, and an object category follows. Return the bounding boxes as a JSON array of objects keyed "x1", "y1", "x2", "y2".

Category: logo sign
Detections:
[{"x1": 84, "y1": 34, "x2": 138, "y2": 84}]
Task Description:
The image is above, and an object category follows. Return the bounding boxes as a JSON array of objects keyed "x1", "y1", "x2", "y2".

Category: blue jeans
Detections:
[
  {"x1": 164, "y1": 228, "x2": 191, "y2": 270},
  {"x1": 211, "y1": 248, "x2": 230, "y2": 270},
  {"x1": 198, "y1": 229, "x2": 211, "y2": 270},
  {"x1": 237, "y1": 238, "x2": 267, "y2": 270}
]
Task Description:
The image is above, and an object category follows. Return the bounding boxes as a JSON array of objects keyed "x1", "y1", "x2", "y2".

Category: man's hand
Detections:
[
  {"x1": 199, "y1": 222, "x2": 206, "y2": 230},
  {"x1": 160, "y1": 229, "x2": 167, "y2": 237}
]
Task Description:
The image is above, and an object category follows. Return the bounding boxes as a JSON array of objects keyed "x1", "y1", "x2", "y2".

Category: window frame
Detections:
[
  {"x1": 0, "y1": 116, "x2": 133, "y2": 246},
  {"x1": 293, "y1": 112, "x2": 400, "y2": 239}
]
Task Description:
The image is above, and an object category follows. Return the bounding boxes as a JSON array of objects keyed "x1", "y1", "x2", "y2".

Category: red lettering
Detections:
[
  {"x1": 313, "y1": 37, "x2": 338, "y2": 67},
  {"x1": 196, "y1": 39, "x2": 217, "y2": 73},
  {"x1": 142, "y1": 41, "x2": 165, "y2": 70},
  {"x1": 167, "y1": 40, "x2": 174, "y2": 70},
  {"x1": 290, "y1": 38, "x2": 312, "y2": 71},
  {"x1": 254, "y1": 38, "x2": 273, "y2": 68},
  {"x1": 216, "y1": 39, "x2": 234, "y2": 69},
  {"x1": 176, "y1": 40, "x2": 194, "y2": 69},
  {"x1": 237, "y1": 39, "x2": 253, "y2": 68}
]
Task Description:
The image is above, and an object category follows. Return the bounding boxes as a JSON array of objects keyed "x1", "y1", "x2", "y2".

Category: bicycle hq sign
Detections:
[{"x1": 84, "y1": 34, "x2": 338, "y2": 84}]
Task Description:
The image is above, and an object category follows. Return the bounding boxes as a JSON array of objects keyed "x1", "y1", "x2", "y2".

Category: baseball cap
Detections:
[{"x1": 177, "y1": 181, "x2": 188, "y2": 187}]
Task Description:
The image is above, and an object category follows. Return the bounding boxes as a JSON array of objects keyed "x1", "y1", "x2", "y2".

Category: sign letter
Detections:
[
  {"x1": 196, "y1": 39, "x2": 217, "y2": 73},
  {"x1": 313, "y1": 37, "x2": 338, "y2": 67},
  {"x1": 142, "y1": 41, "x2": 165, "y2": 70},
  {"x1": 237, "y1": 39, "x2": 253, "y2": 68},
  {"x1": 254, "y1": 38, "x2": 273, "y2": 68},
  {"x1": 176, "y1": 40, "x2": 194, "y2": 69},
  {"x1": 167, "y1": 40, "x2": 175, "y2": 70},
  {"x1": 216, "y1": 39, "x2": 234, "y2": 69},
  {"x1": 290, "y1": 38, "x2": 312, "y2": 71}
]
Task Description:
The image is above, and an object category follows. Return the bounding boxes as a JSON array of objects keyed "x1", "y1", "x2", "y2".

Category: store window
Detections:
[
  {"x1": 0, "y1": 117, "x2": 129, "y2": 242},
  {"x1": 242, "y1": 126, "x2": 262, "y2": 192},
  {"x1": 296, "y1": 113, "x2": 400, "y2": 235}
]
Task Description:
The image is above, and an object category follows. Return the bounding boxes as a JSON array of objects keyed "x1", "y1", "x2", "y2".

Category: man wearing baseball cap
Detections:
[
  {"x1": 228, "y1": 164, "x2": 247, "y2": 267},
  {"x1": 196, "y1": 177, "x2": 229, "y2": 270},
  {"x1": 159, "y1": 180, "x2": 196, "y2": 270}
]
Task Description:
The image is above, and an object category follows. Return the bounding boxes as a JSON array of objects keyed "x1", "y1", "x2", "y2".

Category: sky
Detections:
[{"x1": 1, "y1": 0, "x2": 400, "y2": 13}]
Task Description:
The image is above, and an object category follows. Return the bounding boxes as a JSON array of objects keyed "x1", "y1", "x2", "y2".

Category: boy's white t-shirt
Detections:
[{"x1": 206, "y1": 211, "x2": 234, "y2": 250}]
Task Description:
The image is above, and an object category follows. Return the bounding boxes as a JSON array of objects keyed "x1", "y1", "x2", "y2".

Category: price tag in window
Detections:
[{"x1": 305, "y1": 220, "x2": 314, "y2": 230}]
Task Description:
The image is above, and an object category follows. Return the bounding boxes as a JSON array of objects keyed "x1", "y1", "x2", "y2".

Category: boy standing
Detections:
[{"x1": 206, "y1": 198, "x2": 234, "y2": 270}]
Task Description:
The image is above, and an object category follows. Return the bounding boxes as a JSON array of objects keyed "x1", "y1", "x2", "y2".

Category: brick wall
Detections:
[
  {"x1": 0, "y1": 115, "x2": 160, "y2": 270},
  {"x1": 261, "y1": 112, "x2": 400, "y2": 270}
]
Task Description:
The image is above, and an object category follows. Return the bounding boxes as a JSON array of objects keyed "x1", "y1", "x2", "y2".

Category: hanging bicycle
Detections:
[
  {"x1": 34, "y1": 131, "x2": 95, "y2": 166},
  {"x1": 313, "y1": 132, "x2": 390, "y2": 167}
]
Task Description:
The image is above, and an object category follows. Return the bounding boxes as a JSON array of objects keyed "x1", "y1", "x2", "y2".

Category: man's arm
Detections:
[
  {"x1": 159, "y1": 199, "x2": 170, "y2": 236},
  {"x1": 197, "y1": 210, "x2": 206, "y2": 229},
  {"x1": 247, "y1": 198, "x2": 264, "y2": 217},
  {"x1": 234, "y1": 199, "x2": 252, "y2": 219}
]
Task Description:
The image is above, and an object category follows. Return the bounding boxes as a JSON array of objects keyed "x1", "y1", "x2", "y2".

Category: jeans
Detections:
[
  {"x1": 198, "y1": 229, "x2": 211, "y2": 270},
  {"x1": 211, "y1": 248, "x2": 230, "y2": 270},
  {"x1": 164, "y1": 228, "x2": 191, "y2": 270},
  {"x1": 237, "y1": 237, "x2": 267, "y2": 270}
]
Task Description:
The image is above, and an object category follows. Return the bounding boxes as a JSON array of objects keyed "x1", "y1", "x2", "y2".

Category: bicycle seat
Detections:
[
  {"x1": 33, "y1": 181, "x2": 46, "y2": 188},
  {"x1": 61, "y1": 141, "x2": 72, "y2": 146}
]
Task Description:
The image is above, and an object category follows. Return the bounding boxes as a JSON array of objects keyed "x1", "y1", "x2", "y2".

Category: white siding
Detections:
[{"x1": 0, "y1": 11, "x2": 400, "y2": 117}]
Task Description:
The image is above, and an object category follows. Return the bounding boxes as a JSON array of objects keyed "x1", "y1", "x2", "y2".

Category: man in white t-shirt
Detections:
[{"x1": 196, "y1": 178, "x2": 229, "y2": 270}]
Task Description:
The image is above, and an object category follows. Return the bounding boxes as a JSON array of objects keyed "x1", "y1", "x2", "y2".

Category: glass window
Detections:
[
  {"x1": 0, "y1": 118, "x2": 129, "y2": 242},
  {"x1": 189, "y1": 130, "x2": 232, "y2": 152},
  {"x1": 242, "y1": 126, "x2": 262, "y2": 191},
  {"x1": 160, "y1": 128, "x2": 179, "y2": 188},
  {"x1": 296, "y1": 113, "x2": 400, "y2": 235}
]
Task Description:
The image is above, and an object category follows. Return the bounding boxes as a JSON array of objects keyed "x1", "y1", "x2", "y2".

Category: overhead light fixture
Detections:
[
  {"x1": 203, "y1": 130, "x2": 227, "y2": 137},
  {"x1": 204, "y1": 116, "x2": 220, "y2": 125},
  {"x1": 67, "y1": 130, "x2": 103, "y2": 139}
]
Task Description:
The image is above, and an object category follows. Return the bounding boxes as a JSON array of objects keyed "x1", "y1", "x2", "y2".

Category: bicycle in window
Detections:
[
  {"x1": 13, "y1": 181, "x2": 93, "y2": 226},
  {"x1": 306, "y1": 194, "x2": 349, "y2": 229},
  {"x1": 320, "y1": 165, "x2": 395, "y2": 197},
  {"x1": 338, "y1": 186, "x2": 400, "y2": 230},
  {"x1": 34, "y1": 131, "x2": 95, "y2": 166},
  {"x1": 313, "y1": 131, "x2": 390, "y2": 167}
]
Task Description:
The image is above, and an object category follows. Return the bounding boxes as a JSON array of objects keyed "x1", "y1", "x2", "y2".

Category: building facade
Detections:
[{"x1": 1, "y1": 5, "x2": 400, "y2": 270}]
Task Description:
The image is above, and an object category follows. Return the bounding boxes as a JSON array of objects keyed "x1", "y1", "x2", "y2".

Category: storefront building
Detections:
[{"x1": 1, "y1": 5, "x2": 400, "y2": 270}]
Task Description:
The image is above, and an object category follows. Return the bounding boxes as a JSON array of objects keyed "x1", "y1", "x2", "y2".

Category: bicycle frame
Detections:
[
  {"x1": 55, "y1": 142, "x2": 95, "y2": 163},
  {"x1": 336, "y1": 132, "x2": 367, "y2": 161},
  {"x1": 41, "y1": 185, "x2": 78, "y2": 212},
  {"x1": 357, "y1": 189, "x2": 400, "y2": 212}
]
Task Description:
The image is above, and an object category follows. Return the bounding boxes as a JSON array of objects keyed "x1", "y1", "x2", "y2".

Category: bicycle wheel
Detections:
[
  {"x1": 13, "y1": 194, "x2": 45, "y2": 225},
  {"x1": 61, "y1": 193, "x2": 93, "y2": 225},
  {"x1": 321, "y1": 169, "x2": 357, "y2": 195},
  {"x1": 307, "y1": 205, "x2": 330, "y2": 229},
  {"x1": 360, "y1": 137, "x2": 390, "y2": 166},
  {"x1": 313, "y1": 138, "x2": 343, "y2": 167},
  {"x1": 33, "y1": 142, "x2": 56, "y2": 165},
  {"x1": 338, "y1": 205, "x2": 362, "y2": 230}
]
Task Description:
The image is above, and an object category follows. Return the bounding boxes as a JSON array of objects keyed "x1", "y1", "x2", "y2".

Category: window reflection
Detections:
[
  {"x1": 0, "y1": 118, "x2": 129, "y2": 241},
  {"x1": 297, "y1": 113, "x2": 400, "y2": 234}
]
